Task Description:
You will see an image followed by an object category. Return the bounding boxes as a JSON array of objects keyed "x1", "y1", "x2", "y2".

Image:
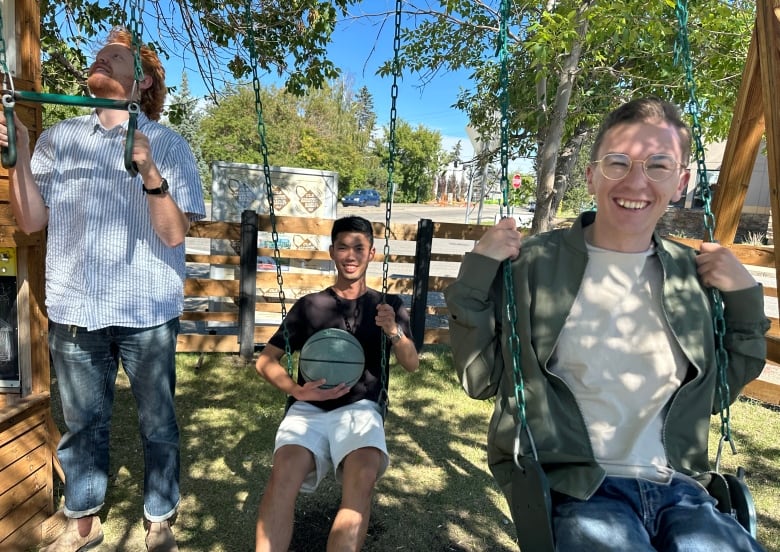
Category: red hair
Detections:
[{"x1": 105, "y1": 27, "x2": 166, "y2": 120}]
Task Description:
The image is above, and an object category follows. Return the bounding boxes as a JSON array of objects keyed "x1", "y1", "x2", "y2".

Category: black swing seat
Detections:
[
  {"x1": 510, "y1": 460, "x2": 757, "y2": 552},
  {"x1": 510, "y1": 456, "x2": 555, "y2": 552},
  {"x1": 703, "y1": 467, "x2": 758, "y2": 538}
]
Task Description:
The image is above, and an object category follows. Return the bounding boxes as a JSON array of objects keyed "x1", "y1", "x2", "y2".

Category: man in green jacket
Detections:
[{"x1": 445, "y1": 97, "x2": 769, "y2": 551}]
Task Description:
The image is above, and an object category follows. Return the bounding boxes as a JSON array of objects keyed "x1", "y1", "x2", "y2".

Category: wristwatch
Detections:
[
  {"x1": 143, "y1": 178, "x2": 169, "y2": 195},
  {"x1": 387, "y1": 324, "x2": 403, "y2": 345}
]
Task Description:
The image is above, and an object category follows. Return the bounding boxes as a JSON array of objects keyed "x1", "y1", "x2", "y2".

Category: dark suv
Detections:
[{"x1": 341, "y1": 189, "x2": 381, "y2": 207}]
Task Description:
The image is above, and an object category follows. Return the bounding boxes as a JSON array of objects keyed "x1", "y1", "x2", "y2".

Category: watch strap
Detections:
[
  {"x1": 143, "y1": 178, "x2": 169, "y2": 195},
  {"x1": 388, "y1": 325, "x2": 403, "y2": 344}
]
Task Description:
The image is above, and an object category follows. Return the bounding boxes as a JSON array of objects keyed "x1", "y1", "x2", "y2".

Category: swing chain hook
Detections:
[{"x1": 513, "y1": 420, "x2": 540, "y2": 472}]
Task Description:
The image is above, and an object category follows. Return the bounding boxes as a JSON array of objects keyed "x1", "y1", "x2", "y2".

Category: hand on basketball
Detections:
[
  {"x1": 473, "y1": 217, "x2": 522, "y2": 262},
  {"x1": 297, "y1": 380, "x2": 351, "y2": 400},
  {"x1": 375, "y1": 303, "x2": 397, "y2": 335}
]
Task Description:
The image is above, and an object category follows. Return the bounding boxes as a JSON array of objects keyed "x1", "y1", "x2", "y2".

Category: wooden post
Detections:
[
  {"x1": 755, "y1": 0, "x2": 780, "y2": 293},
  {"x1": 410, "y1": 219, "x2": 433, "y2": 350},
  {"x1": 711, "y1": 29, "x2": 766, "y2": 245},
  {"x1": 238, "y1": 210, "x2": 257, "y2": 361}
]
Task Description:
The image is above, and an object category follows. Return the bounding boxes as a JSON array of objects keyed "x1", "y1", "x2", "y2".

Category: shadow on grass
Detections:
[
  {"x1": 721, "y1": 398, "x2": 780, "y2": 550},
  {"x1": 46, "y1": 349, "x2": 518, "y2": 551},
  {"x1": 47, "y1": 351, "x2": 779, "y2": 551}
]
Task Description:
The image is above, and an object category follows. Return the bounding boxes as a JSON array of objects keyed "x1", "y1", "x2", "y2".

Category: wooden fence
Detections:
[{"x1": 179, "y1": 214, "x2": 780, "y2": 405}]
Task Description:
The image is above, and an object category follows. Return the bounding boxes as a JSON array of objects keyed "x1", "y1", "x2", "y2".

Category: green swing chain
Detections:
[
  {"x1": 124, "y1": 0, "x2": 146, "y2": 176},
  {"x1": 244, "y1": 1, "x2": 293, "y2": 376},
  {"x1": 0, "y1": 10, "x2": 17, "y2": 168},
  {"x1": 674, "y1": 0, "x2": 735, "y2": 461},
  {"x1": 0, "y1": 2, "x2": 144, "y2": 173},
  {"x1": 497, "y1": 0, "x2": 536, "y2": 462},
  {"x1": 376, "y1": 0, "x2": 403, "y2": 415}
]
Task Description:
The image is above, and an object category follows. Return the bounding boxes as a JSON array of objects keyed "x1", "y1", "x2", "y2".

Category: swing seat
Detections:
[
  {"x1": 705, "y1": 467, "x2": 758, "y2": 537},
  {"x1": 510, "y1": 456, "x2": 555, "y2": 552},
  {"x1": 510, "y1": 463, "x2": 758, "y2": 551}
]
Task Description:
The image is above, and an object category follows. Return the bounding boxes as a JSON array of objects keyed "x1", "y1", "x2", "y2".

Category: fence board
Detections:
[{"x1": 181, "y1": 218, "x2": 779, "y2": 405}]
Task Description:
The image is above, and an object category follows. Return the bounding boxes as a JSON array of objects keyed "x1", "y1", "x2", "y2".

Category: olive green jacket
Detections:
[{"x1": 444, "y1": 212, "x2": 769, "y2": 500}]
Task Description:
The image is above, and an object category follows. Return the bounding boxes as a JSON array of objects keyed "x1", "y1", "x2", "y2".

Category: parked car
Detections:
[{"x1": 341, "y1": 189, "x2": 381, "y2": 207}]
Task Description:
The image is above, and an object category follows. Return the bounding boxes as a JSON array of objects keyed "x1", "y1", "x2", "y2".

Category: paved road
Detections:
[
  {"x1": 338, "y1": 201, "x2": 529, "y2": 225},
  {"x1": 187, "y1": 202, "x2": 778, "y2": 314}
]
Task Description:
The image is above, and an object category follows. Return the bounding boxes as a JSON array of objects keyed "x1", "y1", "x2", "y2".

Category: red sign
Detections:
[{"x1": 512, "y1": 173, "x2": 522, "y2": 189}]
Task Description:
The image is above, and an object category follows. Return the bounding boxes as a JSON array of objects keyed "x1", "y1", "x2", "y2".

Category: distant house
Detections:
[
  {"x1": 680, "y1": 140, "x2": 770, "y2": 216},
  {"x1": 666, "y1": 140, "x2": 771, "y2": 243}
]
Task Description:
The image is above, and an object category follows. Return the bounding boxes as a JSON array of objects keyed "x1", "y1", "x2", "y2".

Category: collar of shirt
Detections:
[{"x1": 90, "y1": 109, "x2": 149, "y2": 134}]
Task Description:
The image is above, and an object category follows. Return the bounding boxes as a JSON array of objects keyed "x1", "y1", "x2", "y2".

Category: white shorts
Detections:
[{"x1": 274, "y1": 399, "x2": 389, "y2": 493}]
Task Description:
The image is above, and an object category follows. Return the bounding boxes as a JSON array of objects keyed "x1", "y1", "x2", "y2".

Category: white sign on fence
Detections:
[{"x1": 209, "y1": 162, "x2": 339, "y2": 326}]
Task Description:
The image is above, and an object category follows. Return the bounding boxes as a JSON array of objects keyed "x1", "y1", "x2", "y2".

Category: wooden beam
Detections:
[
  {"x1": 756, "y1": 0, "x2": 780, "y2": 291},
  {"x1": 711, "y1": 27, "x2": 766, "y2": 245},
  {"x1": 743, "y1": 379, "x2": 780, "y2": 405}
]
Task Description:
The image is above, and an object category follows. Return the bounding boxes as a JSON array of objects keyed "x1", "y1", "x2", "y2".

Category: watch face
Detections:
[{"x1": 145, "y1": 178, "x2": 169, "y2": 195}]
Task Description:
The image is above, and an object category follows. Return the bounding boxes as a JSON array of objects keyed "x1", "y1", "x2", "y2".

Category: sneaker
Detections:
[
  {"x1": 41, "y1": 516, "x2": 103, "y2": 552},
  {"x1": 145, "y1": 520, "x2": 179, "y2": 552}
]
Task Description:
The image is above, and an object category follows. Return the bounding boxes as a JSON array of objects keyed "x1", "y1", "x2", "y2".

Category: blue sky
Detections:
[
  {"x1": 163, "y1": 4, "x2": 532, "y2": 174},
  {"x1": 168, "y1": 9, "x2": 482, "y2": 164},
  {"x1": 327, "y1": 10, "x2": 482, "y2": 163}
]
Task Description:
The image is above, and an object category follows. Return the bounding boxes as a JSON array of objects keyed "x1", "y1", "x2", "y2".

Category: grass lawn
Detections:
[{"x1": 41, "y1": 347, "x2": 779, "y2": 551}]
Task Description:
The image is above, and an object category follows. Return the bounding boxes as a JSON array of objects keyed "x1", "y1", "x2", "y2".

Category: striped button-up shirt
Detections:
[{"x1": 31, "y1": 111, "x2": 206, "y2": 330}]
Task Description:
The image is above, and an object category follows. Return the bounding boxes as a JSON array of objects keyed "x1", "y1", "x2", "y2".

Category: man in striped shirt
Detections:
[{"x1": 0, "y1": 27, "x2": 205, "y2": 552}]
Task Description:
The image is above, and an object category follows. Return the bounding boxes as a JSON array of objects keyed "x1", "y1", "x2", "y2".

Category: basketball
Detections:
[{"x1": 298, "y1": 328, "x2": 365, "y2": 389}]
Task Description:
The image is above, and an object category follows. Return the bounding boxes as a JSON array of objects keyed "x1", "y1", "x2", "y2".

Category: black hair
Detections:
[{"x1": 331, "y1": 216, "x2": 374, "y2": 246}]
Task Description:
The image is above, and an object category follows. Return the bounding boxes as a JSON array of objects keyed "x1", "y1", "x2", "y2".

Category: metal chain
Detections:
[
  {"x1": 377, "y1": 0, "x2": 403, "y2": 413},
  {"x1": 497, "y1": 0, "x2": 534, "y2": 460},
  {"x1": 0, "y1": 11, "x2": 10, "y2": 83},
  {"x1": 674, "y1": 0, "x2": 734, "y2": 455},
  {"x1": 126, "y1": 0, "x2": 146, "y2": 92},
  {"x1": 245, "y1": 0, "x2": 292, "y2": 374},
  {"x1": 0, "y1": 6, "x2": 18, "y2": 169},
  {"x1": 124, "y1": 0, "x2": 146, "y2": 177}
]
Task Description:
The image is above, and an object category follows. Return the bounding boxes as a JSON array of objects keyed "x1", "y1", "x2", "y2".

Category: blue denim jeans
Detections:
[
  {"x1": 49, "y1": 319, "x2": 181, "y2": 522},
  {"x1": 552, "y1": 475, "x2": 765, "y2": 551}
]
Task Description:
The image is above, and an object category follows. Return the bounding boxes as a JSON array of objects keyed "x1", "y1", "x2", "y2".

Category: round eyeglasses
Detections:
[{"x1": 592, "y1": 153, "x2": 688, "y2": 182}]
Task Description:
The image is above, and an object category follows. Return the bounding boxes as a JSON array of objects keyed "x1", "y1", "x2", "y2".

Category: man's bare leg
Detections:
[
  {"x1": 327, "y1": 447, "x2": 383, "y2": 552},
  {"x1": 256, "y1": 445, "x2": 315, "y2": 552}
]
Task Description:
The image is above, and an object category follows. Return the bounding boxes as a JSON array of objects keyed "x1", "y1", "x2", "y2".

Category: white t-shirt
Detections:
[{"x1": 549, "y1": 242, "x2": 689, "y2": 482}]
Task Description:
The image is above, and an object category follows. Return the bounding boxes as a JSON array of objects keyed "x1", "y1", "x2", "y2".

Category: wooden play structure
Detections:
[
  {"x1": 1, "y1": 0, "x2": 779, "y2": 548},
  {"x1": 0, "y1": 1, "x2": 57, "y2": 548}
]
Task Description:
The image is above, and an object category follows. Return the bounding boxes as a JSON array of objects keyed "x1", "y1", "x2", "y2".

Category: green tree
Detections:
[
  {"x1": 165, "y1": 73, "x2": 210, "y2": 198},
  {"x1": 382, "y1": 0, "x2": 754, "y2": 232},
  {"x1": 199, "y1": 80, "x2": 379, "y2": 195},
  {"x1": 38, "y1": 0, "x2": 358, "y2": 100},
  {"x1": 375, "y1": 120, "x2": 443, "y2": 203}
]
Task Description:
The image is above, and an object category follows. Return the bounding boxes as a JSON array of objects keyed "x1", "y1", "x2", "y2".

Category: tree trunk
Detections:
[
  {"x1": 551, "y1": 122, "x2": 590, "y2": 215},
  {"x1": 532, "y1": 2, "x2": 592, "y2": 234}
]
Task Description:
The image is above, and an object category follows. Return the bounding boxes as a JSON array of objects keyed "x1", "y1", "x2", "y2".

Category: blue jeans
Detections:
[
  {"x1": 552, "y1": 475, "x2": 765, "y2": 551},
  {"x1": 49, "y1": 319, "x2": 180, "y2": 522}
]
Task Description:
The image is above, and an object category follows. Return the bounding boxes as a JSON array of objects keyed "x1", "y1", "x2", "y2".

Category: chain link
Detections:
[
  {"x1": 497, "y1": 0, "x2": 531, "y2": 455},
  {"x1": 674, "y1": 0, "x2": 733, "y2": 450},
  {"x1": 0, "y1": 10, "x2": 11, "y2": 86},
  {"x1": 126, "y1": 0, "x2": 146, "y2": 100},
  {"x1": 245, "y1": 0, "x2": 292, "y2": 373},
  {"x1": 376, "y1": 0, "x2": 403, "y2": 411}
]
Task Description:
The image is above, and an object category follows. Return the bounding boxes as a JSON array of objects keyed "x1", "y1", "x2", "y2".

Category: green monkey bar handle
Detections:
[
  {"x1": 13, "y1": 90, "x2": 130, "y2": 110},
  {"x1": 125, "y1": 102, "x2": 140, "y2": 177},
  {"x1": 1, "y1": 93, "x2": 16, "y2": 168},
  {"x1": 6, "y1": 91, "x2": 138, "y2": 175}
]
